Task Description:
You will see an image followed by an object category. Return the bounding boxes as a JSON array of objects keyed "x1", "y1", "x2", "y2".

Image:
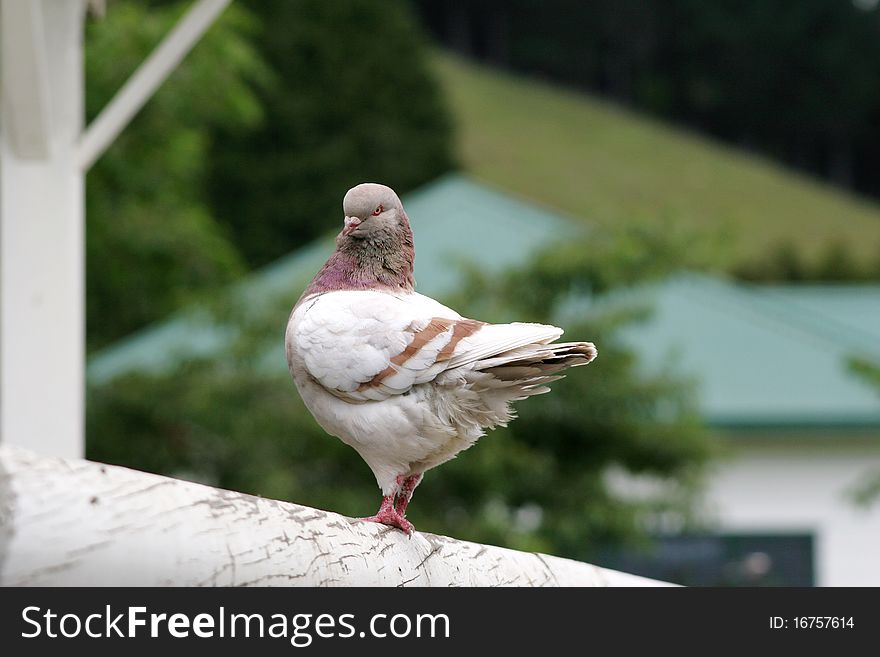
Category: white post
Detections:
[
  {"x1": 1, "y1": 0, "x2": 229, "y2": 457},
  {"x1": 0, "y1": 0, "x2": 86, "y2": 457}
]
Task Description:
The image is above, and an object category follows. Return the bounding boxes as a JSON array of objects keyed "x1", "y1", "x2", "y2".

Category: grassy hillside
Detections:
[{"x1": 432, "y1": 54, "x2": 880, "y2": 269}]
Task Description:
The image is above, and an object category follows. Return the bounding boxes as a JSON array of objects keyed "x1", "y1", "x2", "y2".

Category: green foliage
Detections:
[
  {"x1": 85, "y1": 1, "x2": 270, "y2": 350},
  {"x1": 734, "y1": 239, "x2": 880, "y2": 282},
  {"x1": 207, "y1": 0, "x2": 456, "y2": 267},
  {"x1": 850, "y1": 357, "x2": 880, "y2": 390},
  {"x1": 88, "y1": 224, "x2": 714, "y2": 560}
]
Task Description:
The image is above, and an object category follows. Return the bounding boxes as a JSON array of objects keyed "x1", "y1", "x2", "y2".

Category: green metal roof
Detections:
[
  {"x1": 88, "y1": 173, "x2": 880, "y2": 430},
  {"x1": 615, "y1": 274, "x2": 880, "y2": 428}
]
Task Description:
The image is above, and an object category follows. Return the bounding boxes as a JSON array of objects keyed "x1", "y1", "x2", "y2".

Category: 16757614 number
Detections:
[{"x1": 770, "y1": 617, "x2": 854, "y2": 629}]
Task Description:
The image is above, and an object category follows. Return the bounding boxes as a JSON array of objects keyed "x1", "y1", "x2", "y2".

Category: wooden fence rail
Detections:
[{"x1": 0, "y1": 445, "x2": 669, "y2": 587}]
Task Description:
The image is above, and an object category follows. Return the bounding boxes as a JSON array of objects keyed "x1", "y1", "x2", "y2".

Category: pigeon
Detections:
[{"x1": 285, "y1": 183, "x2": 597, "y2": 535}]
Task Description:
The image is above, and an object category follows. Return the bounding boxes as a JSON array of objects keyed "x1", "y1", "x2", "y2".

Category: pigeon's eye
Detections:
[{"x1": 372, "y1": 205, "x2": 384, "y2": 216}]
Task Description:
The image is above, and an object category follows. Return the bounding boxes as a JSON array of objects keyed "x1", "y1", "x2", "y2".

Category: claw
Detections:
[
  {"x1": 360, "y1": 511, "x2": 414, "y2": 536},
  {"x1": 358, "y1": 493, "x2": 415, "y2": 535}
]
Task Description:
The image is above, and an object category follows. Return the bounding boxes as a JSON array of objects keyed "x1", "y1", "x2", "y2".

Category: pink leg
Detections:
[
  {"x1": 394, "y1": 473, "x2": 423, "y2": 517},
  {"x1": 359, "y1": 476, "x2": 415, "y2": 535}
]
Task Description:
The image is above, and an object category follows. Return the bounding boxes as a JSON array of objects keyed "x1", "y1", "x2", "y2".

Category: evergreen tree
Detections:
[
  {"x1": 207, "y1": 0, "x2": 455, "y2": 267},
  {"x1": 85, "y1": 1, "x2": 269, "y2": 349}
]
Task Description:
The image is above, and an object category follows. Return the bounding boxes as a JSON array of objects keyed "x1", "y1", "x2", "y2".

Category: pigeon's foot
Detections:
[
  {"x1": 360, "y1": 509, "x2": 414, "y2": 535},
  {"x1": 359, "y1": 494, "x2": 414, "y2": 535}
]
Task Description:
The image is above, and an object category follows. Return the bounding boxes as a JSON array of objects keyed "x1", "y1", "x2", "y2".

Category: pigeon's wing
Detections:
[
  {"x1": 292, "y1": 290, "x2": 459, "y2": 401},
  {"x1": 291, "y1": 290, "x2": 580, "y2": 402}
]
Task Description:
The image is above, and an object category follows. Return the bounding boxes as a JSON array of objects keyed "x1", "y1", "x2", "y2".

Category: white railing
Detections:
[{"x1": 0, "y1": 445, "x2": 671, "y2": 587}]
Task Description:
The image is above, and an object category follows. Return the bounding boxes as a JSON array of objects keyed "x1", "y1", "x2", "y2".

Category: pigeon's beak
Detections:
[{"x1": 342, "y1": 216, "x2": 362, "y2": 236}]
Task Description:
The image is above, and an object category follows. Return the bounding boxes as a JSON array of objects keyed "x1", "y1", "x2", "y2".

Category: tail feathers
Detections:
[
  {"x1": 439, "y1": 339, "x2": 597, "y2": 434},
  {"x1": 475, "y1": 341, "x2": 597, "y2": 372},
  {"x1": 468, "y1": 340, "x2": 597, "y2": 399}
]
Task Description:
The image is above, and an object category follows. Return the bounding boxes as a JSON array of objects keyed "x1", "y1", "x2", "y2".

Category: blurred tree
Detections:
[
  {"x1": 87, "y1": 223, "x2": 714, "y2": 560},
  {"x1": 671, "y1": 0, "x2": 880, "y2": 190},
  {"x1": 734, "y1": 239, "x2": 880, "y2": 282},
  {"x1": 814, "y1": 241, "x2": 867, "y2": 282},
  {"x1": 207, "y1": 0, "x2": 455, "y2": 268},
  {"x1": 86, "y1": 1, "x2": 270, "y2": 350}
]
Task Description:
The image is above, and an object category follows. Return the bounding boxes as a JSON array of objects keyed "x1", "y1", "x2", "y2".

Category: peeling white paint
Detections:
[{"x1": 0, "y1": 446, "x2": 669, "y2": 587}]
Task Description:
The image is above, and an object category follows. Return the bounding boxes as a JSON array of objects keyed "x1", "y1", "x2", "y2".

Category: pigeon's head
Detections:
[{"x1": 340, "y1": 183, "x2": 410, "y2": 241}]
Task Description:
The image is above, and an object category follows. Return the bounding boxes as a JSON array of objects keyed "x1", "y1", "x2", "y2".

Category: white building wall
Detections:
[{"x1": 705, "y1": 440, "x2": 880, "y2": 586}]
